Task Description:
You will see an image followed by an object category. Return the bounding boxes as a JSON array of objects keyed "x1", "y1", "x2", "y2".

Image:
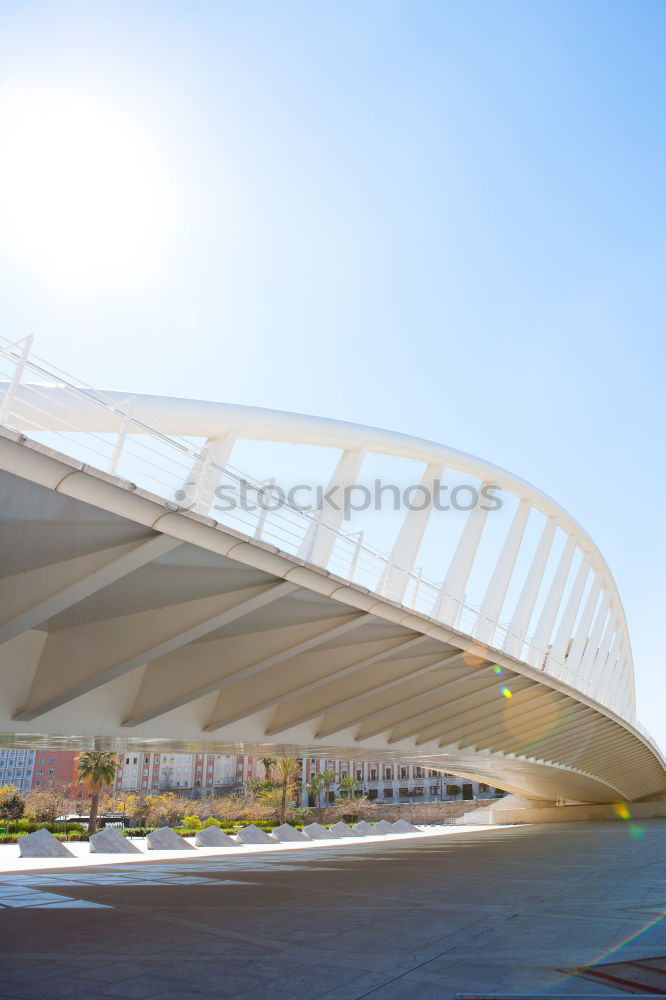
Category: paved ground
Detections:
[{"x1": 1, "y1": 819, "x2": 666, "y2": 999}]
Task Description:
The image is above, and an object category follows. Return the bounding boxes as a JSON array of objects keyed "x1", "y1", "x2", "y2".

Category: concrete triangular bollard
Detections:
[
  {"x1": 271, "y1": 823, "x2": 308, "y2": 842},
  {"x1": 195, "y1": 825, "x2": 240, "y2": 847},
  {"x1": 302, "y1": 822, "x2": 336, "y2": 840},
  {"x1": 236, "y1": 824, "x2": 275, "y2": 844},
  {"x1": 391, "y1": 819, "x2": 420, "y2": 833},
  {"x1": 329, "y1": 821, "x2": 362, "y2": 837},
  {"x1": 373, "y1": 820, "x2": 396, "y2": 834},
  {"x1": 18, "y1": 827, "x2": 75, "y2": 858},
  {"x1": 352, "y1": 820, "x2": 375, "y2": 836},
  {"x1": 146, "y1": 826, "x2": 195, "y2": 850},
  {"x1": 90, "y1": 828, "x2": 140, "y2": 853}
]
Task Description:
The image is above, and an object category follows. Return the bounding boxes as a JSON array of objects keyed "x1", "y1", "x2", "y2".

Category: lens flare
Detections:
[{"x1": 501, "y1": 687, "x2": 513, "y2": 699}]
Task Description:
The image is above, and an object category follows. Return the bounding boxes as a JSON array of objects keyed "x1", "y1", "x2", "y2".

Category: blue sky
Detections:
[{"x1": 0, "y1": 1, "x2": 664, "y2": 746}]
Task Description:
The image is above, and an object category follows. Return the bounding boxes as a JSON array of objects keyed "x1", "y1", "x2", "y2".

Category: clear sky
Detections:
[{"x1": 0, "y1": 2, "x2": 664, "y2": 746}]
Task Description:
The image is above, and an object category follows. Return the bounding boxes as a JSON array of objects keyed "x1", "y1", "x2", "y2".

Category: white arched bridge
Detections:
[{"x1": 0, "y1": 335, "x2": 664, "y2": 805}]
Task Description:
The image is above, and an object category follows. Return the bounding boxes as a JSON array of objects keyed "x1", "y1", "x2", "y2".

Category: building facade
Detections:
[
  {"x1": 0, "y1": 748, "x2": 36, "y2": 791},
  {"x1": 301, "y1": 758, "x2": 496, "y2": 804},
  {"x1": 3, "y1": 747, "x2": 498, "y2": 803},
  {"x1": 113, "y1": 751, "x2": 259, "y2": 795}
]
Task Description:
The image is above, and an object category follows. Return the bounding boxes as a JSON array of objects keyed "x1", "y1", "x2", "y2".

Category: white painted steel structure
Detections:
[{"x1": 0, "y1": 336, "x2": 663, "y2": 804}]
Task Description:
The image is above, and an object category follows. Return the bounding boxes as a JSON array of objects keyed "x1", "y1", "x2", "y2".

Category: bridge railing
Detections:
[{"x1": 0, "y1": 334, "x2": 636, "y2": 726}]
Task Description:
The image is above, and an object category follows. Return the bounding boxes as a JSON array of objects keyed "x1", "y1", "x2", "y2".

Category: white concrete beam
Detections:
[
  {"x1": 208, "y1": 635, "x2": 431, "y2": 733},
  {"x1": 475, "y1": 497, "x2": 531, "y2": 644},
  {"x1": 354, "y1": 664, "x2": 495, "y2": 743},
  {"x1": 297, "y1": 447, "x2": 366, "y2": 568},
  {"x1": 432, "y1": 492, "x2": 490, "y2": 627},
  {"x1": 453, "y1": 689, "x2": 573, "y2": 746},
  {"x1": 528, "y1": 533, "x2": 576, "y2": 667},
  {"x1": 404, "y1": 678, "x2": 537, "y2": 746},
  {"x1": 577, "y1": 591, "x2": 611, "y2": 682},
  {"x1": 14, "y1": 581, "x2": 296, "y2": 720},
  {"x1": 314, "y1": 651, "x2": 469, "y2": 738},
  {"x1": 267, "y1": 647, "x2": 467, "y2": 736},
  {"x1": 503, "y1": 516, "x2": 557, "y2": 658},
  {"x1": 378, "y1": 462, "x2": 445, "y2": 603},
  {"x1": 126, "y1": 613, "x2": 373, "y2": 727},
  {"x1": 0, "y1": 534, "x2": 180, "y2": 645},
  {"x1": 547, "y1": 554, "x2": 591, "y2": 670}
]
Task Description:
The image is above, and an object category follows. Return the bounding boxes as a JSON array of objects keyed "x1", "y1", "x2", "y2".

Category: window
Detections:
[
  {"x1": 356, "y1": 769, "x2": 362, "y2": 780},
  {"x1": 413, "y1": 786, "x2": 423, "y2": 796},
  {"x1": 414, "y1": 767, "x2": 423, "y2": 778},
  {"x1": 384, "y1": 788, "x2": 393, "y2": 797},
  {"x1": 430, "y1": 785, "x2": 438, "y2": 795},
  {"x1": 35, "y1": 779, "x2": 41, "y2": 786},
  {"x1": 48, "y1": 769, "x2": 54, "y2": 775},
  {"x1": 39, "y1": 758, "x2": 45, "y2": 765},
  {"x1": 370, "y1": 769, "x2": 377, "y2": 781},
  {"x1": 399, "y1": 787, "x2": 409, "y2": 797},
  {"x1": 400, "y1": 768, "x2": 407, "y2": 779},
  {"x1": 385, "y1": 768, "x2": 392, "y2": 780},
  {"x1": 49, "y1": 757, "x2": 56, "y2": 764},
  {"x1": 37, "y1": 769, "x2": 43, "y2": 775}
]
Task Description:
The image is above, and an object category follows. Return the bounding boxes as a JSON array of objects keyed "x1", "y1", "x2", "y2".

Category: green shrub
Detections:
[
  {"x1": 5, "y1": 820, "x2": 86, "y2": 835},
  {"x1": 202, "y1": 818, "x2": 223, "y2": 829}
]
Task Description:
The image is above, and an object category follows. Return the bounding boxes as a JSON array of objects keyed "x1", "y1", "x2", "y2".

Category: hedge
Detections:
[
  {"x1": 0, "y1": 831, "x2": 90, "y2": 844},
  {"x1": 4, "y1": 820, "x2": 86, "y2": 834}
]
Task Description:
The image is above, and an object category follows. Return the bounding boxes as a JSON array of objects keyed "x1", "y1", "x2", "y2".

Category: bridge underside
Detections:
[{"x1": 1, "y1": 430, "x2": 664, "y2": 804}]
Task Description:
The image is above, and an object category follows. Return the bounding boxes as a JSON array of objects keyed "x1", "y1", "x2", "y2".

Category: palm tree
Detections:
[
  {"x1": 305, "y1": 773, "x2": 324, "y2": 817},
  {"x1": 339, "y1": 774, "x2": 360, "y2": 799},
  {"x1": 320, "y1": 767, "x2": 337, "y2": 807},
  {"x1": 76, "y1": 751, "x2": 118, "y2": 834},
  {"x1": 260, "y1": 756, "x2": 277, "y2": 783},
  {"x1": 274, "y1": 757, "x2": 301, "y2": 825}
]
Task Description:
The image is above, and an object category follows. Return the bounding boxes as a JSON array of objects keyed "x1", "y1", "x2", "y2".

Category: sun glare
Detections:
[{"x1": 0, "y1": 80, "x2": 174, "y2": 293}]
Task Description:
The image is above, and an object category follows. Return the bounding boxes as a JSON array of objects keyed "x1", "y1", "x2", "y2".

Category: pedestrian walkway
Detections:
[{"x1": 1, "y1": 820, "x2": 665, "y2": 999}]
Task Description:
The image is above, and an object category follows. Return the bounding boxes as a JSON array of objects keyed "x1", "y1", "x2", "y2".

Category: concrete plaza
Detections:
[{"x1": 1, "y1": 820, "x2": 666, "y2": 999}]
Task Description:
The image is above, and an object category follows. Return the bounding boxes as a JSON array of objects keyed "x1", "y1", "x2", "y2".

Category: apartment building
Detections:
[
  {"x1": 301, "y1": 758, "x2": 497, "y2": 803},
  {"x1": 32, "y1": 748, "x2": 95, "y2": 798},
  {"x1": 0, "y1": 748, "x2": 36, "y2": 791},
  {"x1": 113, "y1": 751, "x2": 260, "y2": 794}
]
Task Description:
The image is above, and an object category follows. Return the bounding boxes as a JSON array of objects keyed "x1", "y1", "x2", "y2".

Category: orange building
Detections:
[{"x1": 31, "y1": 749, "x2": 93, "y2": 799}]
